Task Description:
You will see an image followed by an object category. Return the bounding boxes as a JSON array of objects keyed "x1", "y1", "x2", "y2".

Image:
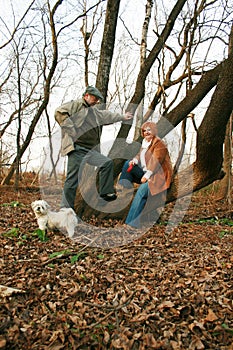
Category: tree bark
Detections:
[
  {"x1": 166, "y1": 49, "x2": 233, "y2": 202},
  {"x1": 217, "y1": 115, "x2": 232, "y2": 203},
  {"x1": 196, "y1": 52, "x2": 233, "y2": 177},
  {"x1": 216, "y1": 24, "x2": 233, "y2": 203},
  {"x1": 96, "y1": 0, "x2": 121, "y2": 102}
]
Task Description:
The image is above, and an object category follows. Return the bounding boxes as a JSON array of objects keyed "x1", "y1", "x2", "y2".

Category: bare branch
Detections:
[{"x1": 0, "y1": 0, "x2": 36, "y2": 49}]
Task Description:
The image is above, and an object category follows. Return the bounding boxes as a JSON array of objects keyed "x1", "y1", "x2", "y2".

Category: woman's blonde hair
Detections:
[{"x1": 141, "y1": 121, "x2": 158, "y2": 137}]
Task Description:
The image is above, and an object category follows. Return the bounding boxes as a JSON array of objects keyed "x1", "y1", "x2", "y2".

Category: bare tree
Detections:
[
  {"x1": 96, "y1": 0, "x2": 121, "y2": 102},
  {"x1": 1, "y1": 0, "x2": 60, "y2": 185}
]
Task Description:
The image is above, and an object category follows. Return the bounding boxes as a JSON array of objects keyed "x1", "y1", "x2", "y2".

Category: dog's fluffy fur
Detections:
[{"x1": 31, "y1": 200, "x2": 78, "y2": 238}]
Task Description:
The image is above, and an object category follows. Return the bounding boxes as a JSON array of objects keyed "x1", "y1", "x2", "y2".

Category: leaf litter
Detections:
[{"x1": 0, "y1": 185, "x2": 232, "y2": 349}]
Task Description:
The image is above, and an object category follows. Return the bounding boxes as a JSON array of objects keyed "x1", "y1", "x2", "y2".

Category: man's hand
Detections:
[{"x1": 123, "y1": 112, "x2": 134, "y2": 120}]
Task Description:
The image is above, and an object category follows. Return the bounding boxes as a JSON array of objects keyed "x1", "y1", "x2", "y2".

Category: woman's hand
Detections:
[{"x1": 141, "y1": 176, "x2": 147, "y2": 183}]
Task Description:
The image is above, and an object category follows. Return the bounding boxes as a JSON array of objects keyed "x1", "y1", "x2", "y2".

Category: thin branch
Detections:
[
  {"x1": 119, "y1": 16, "x2": 140, "y2": 46},
  {"x1": 57, "y1": 0, "x2": 106, "y2": 37},
  {"x1": 0, "y1": 0, "x2": 36, "y2": 49}
]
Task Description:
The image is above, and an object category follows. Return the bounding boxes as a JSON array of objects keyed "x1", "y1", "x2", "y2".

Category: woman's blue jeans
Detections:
[
  {"x1": 119, "y1": 160, "x2": 165, "y2": 228},
  {"x1": 125, "y1": 182, "x2": 149, "y2": 228},
  {"x1": 119, "y1": 160, "x2": 148, "y2": 228}
]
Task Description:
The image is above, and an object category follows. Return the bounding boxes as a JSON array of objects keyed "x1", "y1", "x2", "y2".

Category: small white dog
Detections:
[{"x1": 31, "y1": 200, "x2": 78, "y2": 238}]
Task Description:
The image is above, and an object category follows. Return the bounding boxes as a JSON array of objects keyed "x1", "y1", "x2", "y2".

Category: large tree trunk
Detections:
[
  {"x1": 95, "y1": 0, "x2": 121, "y2": 102},
  {"x1": 216, "y1": 25, "x2": 233, "y2": 203},
  {"x1": 196, "y1": 52, "x2": 233, "y2": 179},
  {"x1": 167, "y1": 49, "x2": 233, "y2": 201},
  {"x1": 217, "y1": 115, "x2": 232, "y2": 203}
]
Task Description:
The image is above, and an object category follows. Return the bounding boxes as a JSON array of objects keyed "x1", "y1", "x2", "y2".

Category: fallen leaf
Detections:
[
  {"x1": 103, "y1": 330, "x2": 110, "y2": 344},
  {"x1": 0, "y1": 337, "x2": 6, "y2": 349},
  {"x1": 205, "y1": 308, "x2": 218, "y2": 322},
  {"x1": 0, "y1": 284, "x2": 25, "y2": 297},
  {"x1": 157, "y1": 300, "x2": 175, "y2": 309}
]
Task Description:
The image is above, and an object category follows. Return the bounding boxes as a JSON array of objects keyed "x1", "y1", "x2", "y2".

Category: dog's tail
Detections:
[
  {"x1": 65, "y1": 209, "x2": 78, "y2": 238},
  {"x1": 61, "y1": 208, "x2": 78, "y2": 224}
]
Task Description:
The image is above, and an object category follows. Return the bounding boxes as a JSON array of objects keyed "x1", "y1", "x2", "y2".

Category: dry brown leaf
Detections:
[
  {"x1": 103, "y1": 330, "x2": 110, "y2": 344},
  {"x1": 0, "y1": 284, "x2": 25, "y2": 297},
  {"x1": 49, "y1": 330, "x2": 65, "y2": 344},
  {"x1": 189, "y1": 336, "x2": 205, "y2": 350},
  {"x1": 131, "y1": 312, "x2": 157, "y2": 322},
  {"x1": 189, "y1": 321, "x2": 205, "y2": 332},
  {"x1": 0, "y1": 337, "x2": 6, "y2": 349},
  {"x1": 170, "y1": 340, "x2": 180, "y2": 350},
  {"x1": 143, "y1": 333, "x2": 166, "y2": 348},
  {"x1": 111, "y1": 334, "x2": 133, "y2": 349},
  {"x1": 205, "y1": 308, "x2": 218, "y2": 322},
  {"x1": 157, "y1": 300, "x2": 175, "y2": 310},
  {"x1": 104, "y1": 274, "x2": 115, "y2": 283}
]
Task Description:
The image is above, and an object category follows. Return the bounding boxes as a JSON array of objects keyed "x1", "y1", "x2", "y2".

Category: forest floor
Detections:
[{"x1": 0, "y1": 179, "x2": 232, "y2": 350}]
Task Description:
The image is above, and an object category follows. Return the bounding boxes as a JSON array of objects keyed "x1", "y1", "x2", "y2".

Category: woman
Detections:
[{"x1": 118, "y1": 121, "x2": 173, "y2": 228}]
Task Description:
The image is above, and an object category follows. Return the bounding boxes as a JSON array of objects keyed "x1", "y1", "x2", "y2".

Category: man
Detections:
[{"x1": 55, "y1": 86, "x2": 133, "y2": 209}]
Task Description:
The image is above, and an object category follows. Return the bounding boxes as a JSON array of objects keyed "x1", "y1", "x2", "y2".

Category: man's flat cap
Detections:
[{"x1": 83, "y1": 86, "x2": 104, "y2": 101}]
